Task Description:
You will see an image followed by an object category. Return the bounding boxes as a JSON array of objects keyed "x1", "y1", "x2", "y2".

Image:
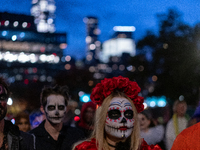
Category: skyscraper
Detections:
[
  {"x1": 84, "y1": 16, "x2": 101, "y2": 64},
  {"x1": 100, "y1": 26, "x2": 136, "y2": 63},
  {"x1": 31, "y1": 0, "x2": 56, "y2": 33}
]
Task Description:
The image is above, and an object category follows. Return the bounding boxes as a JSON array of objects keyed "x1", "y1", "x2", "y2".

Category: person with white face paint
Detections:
[
  {"x1": 73, "y1": 76, "x2": 162, "y2": 150},
  {"x1": 29, "y1": 85, "x2": 84, "y2": 150},
  {"x1": 0, "y1": 77, "x2": 35, "y2": 150}
]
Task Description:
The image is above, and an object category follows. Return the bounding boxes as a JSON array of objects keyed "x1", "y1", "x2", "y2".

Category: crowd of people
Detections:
[{"x1": 0, "y1": 76, "x2": 200, "y2": 150}]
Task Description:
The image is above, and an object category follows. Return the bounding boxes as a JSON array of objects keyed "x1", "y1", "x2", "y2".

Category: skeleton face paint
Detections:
[
  {"x1": 105, "y1": 97, "x2": 134, "y2": 139},
  {"x1": 45, "y1": 94, "x2": 66, "y2": 124},
  {"x1": 0, "y1": 84, "x2": 8, "y2": 120}
]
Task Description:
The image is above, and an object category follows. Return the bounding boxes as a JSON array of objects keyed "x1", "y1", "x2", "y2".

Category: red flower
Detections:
[{"x1": 90, "y1": 76, "x2": 144, "y2": 113}]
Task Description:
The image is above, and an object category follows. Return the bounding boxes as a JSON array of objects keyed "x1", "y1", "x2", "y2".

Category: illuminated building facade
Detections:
[
  {"x1": 31, "y1": 0, "x2": 56, "y2": 33},
  {"x1": 0, "y1": 12, "x2": 67, "y2": 83},
  {"x1": 100, "y1": 26, "x2": 136, "y2": 63},
  {"x1": 84, "y1": 16, "x2": 101, "y2": 64}
]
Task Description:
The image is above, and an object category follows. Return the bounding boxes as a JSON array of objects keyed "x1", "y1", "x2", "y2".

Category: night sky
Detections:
[{"x1": 1, "y1": 0, "x2": 200, "y2": 59}]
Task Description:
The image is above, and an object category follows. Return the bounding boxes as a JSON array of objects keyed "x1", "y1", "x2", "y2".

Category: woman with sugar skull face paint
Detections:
[{"x1": 73, "y1": 76, "x2": 162, "y2": 150}]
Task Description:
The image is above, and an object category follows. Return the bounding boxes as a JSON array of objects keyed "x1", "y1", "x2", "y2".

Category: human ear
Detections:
[{"x1": 40, "y1": 105, "x2": 45, "y2": 114}]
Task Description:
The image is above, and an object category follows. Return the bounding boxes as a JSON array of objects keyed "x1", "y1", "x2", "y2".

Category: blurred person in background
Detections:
[
  {"x1": 29, "y1": 85, "x2": 84, "y2": 150},
  {"x1": 0, "y1": 77, "x2": 35, "y2": 150},
  {"x1": 29, "y1": 109, "x2": 45, "y2": 129},
  {"x1": 15, "y1": 111, "x2": 31, "y2": 132},
  {"x1": 138, "y1": 109, "x2": 165, "y2": 149},
  {"x1": 76, "y1": 101, "x2": 96, "y2": 138},
  {"x1": 187, "y1": 101, "x2": 200, "y2": 127},
  {"x1": 63, "y1": 100, "x2": 78, "y2": 127},
  {"x1": 165, "y1": 100, "x2": 189, "y2": 150}
]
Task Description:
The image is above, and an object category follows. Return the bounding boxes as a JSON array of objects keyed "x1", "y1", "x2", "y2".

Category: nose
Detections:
[
  {"x1": 120, "y1": 117, "x2": 127, "y2": 123},
  {"x1": 55, "y1": 110, "x2": 59, "y2": 116}
]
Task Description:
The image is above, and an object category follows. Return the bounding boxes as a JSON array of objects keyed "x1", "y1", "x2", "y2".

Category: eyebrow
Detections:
[
  {"x1": 109, "y1": 102, "x2": 122, "y2": 107},
  {"x1": 124, "y1": 102, "x2": 132, "y2": 107}
]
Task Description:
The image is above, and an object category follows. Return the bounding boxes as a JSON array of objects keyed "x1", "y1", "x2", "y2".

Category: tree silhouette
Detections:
[{"x1": 136, "y1": 8, "x2": 200, "y2": 105}]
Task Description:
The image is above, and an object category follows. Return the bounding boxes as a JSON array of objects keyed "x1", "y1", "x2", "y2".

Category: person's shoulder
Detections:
[
  {"x1": 29, "y1": 121, "x2": 45, "y2": 136},
  {"x1": 140, "y1": 139, "x2": 162, "y2": 150},
  {"x1": 179, "y1": 121, "x2": 200, "y2": 137},
  {"x1": 74, "y1": 138, "x2": 97, "y2": 150},
  {"x1": 63, "y1": 125, "x2": 84, "y2": 133}
]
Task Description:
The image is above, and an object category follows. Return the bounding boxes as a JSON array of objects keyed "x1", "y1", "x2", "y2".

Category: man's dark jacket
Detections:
[
  {"x1": 29, "y1": 120, "x2": 84, "y2": 150},
  {"x1": 4, "y1": 119, "x2": 35, "y2": 150}
]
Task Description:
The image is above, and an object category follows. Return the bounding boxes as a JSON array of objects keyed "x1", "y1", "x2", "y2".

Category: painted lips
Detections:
[{"x1": 119, "y1": 126, "x2": 128, "y2": 130}]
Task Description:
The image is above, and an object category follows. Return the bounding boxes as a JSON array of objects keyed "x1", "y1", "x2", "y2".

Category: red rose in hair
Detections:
[
  {"x1": 90, "y1": 76, "x2": 144, "y2": 112},
  {"x1": 101, "y1": 78, "x2": 117, "y2": 97},
  {"x1": 124, "y1": 81, "x2": 141, "y2": 98},
  {"x1": 90, "y1": 83, "x2": 104, "y2": 105},
  {"x1": 113, "y1": 76, "x2": 129, "y2": 89},
  {"x1": 133, "y1": 96, "x2": 144, "y2": 113}
]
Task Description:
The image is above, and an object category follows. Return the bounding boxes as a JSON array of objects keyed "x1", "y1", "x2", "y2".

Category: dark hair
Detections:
[
  {"x1": 0, "y1": 77, "x2": 10, "y2": 98},
  {"x1": 15, "y1": 112, "x2": 30, "y2": 125},
  {"x1": 140, "y1": 109, "x2": 155, "y2": 127},
  {"x1": 40, "y1": 85, "x2": 69, "y2": 107}
]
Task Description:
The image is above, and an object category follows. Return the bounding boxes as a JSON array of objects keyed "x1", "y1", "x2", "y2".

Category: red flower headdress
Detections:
[{"x1": 90, "y1": 76, "x2": 144, "y2": 113}]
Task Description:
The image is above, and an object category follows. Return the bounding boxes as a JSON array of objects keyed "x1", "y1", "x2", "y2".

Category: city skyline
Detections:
[{"x1": 1, "y1": 0, "x2": 200, "y2": 59}]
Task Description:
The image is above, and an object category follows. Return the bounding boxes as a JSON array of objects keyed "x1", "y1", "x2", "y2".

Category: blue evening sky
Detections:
[{"x1": 1, "y1": 0, "x2": 200, "y2": 59}]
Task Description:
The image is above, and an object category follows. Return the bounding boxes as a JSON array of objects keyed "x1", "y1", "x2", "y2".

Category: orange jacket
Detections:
[{"x1": 171, "y1": 122, "x2": 200, "y2": 150}]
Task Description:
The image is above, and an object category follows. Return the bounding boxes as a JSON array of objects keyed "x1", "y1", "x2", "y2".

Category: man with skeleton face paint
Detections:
[
  {"x1": 29, "y1": 85, "x2": 84, "y2": 150},
  {"x1": 73, "y1": 76, "x2": 162, "y2": 150},
  {"x1": 0, "y1": 77, "x2": 35, "y2": 150}
]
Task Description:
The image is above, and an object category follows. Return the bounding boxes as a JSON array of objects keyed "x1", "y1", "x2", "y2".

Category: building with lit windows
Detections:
[
  {"x1": 83, "y1": 16, "x2": 101, "y2": 64},
  {"x1": 0, "y1": 12, "x2": 67, "y2": 83},
  {"x1": 31, "y1": 0, "x2": 56, "y2": 33},
  {"x1": 99, "y1": 26, "x2": 136, "y2": 63}
]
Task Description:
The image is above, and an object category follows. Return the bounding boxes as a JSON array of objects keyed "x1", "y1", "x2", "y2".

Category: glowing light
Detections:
[
  {"x1": 152, "y1": 75, "x2": 158, "y2": 81},
  {"x1": 11, "y1": 119, "x2": 15, "y2": 124},
  {"x1": 13, "y1": 21, "x2": 19, "y2": 27},
  {"x1": 150, "y1": 101, "x2": 156, "y2": 107},
  {"x1": 143, "y1": 102, "x2": 148, "y2": 109},
  {"x1": 89, "y1": 44, "x2": 96, "y2": 50},
  {"x1": 2, "y1": 31, "x2": 7, "y2": 36},
  {"x1": 20, "y1": 32, "x2": 25, "y2": 38},
  {"x1": 113, "y1": 26, "x2": 136, "y2": 32},
  {"x1": 85, "y1": 36, "x2": 92, "y2": 43},
  {"x1": 12, "y1": 35, "x2": 17, "y2": 41},
  {"x1": 74, "y1": 116, "x2": 80, "y2": 122},
  {"x1": 59, "y1": 43, "x2": 67, "y2": 49},
  {"x1": 78, "y1": 91, "x2": 85, "y2": 97},
  {"x1": 7, "y1": 98, "x2": 13, "y2": 105},
  {"x1": 82, "y1": 95, "x2": 90, "y2": 102},
  {"x1": 22, "y1": 22, "x2": 27, "y2": 28},
  {"x1": 74, "y1": 109, "x2": 81, "y2": 115},
  {"x1": 65, "y1": 56, "x2": 71, "y2": 62},
  {"x1": 4, "y1": 20, "x2": 9, "y2": 26},
  {"x1": 80, "y1": 94, "x2": 91, "y2": 103}
]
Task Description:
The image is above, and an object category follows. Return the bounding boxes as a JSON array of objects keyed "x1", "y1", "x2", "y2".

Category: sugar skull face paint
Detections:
[
  {"x1": 45, "y1": 94, "x2": 66, "y2": 124},
  {"x1": 105, "y1": 97, "x2": 134, "y2": 139},
  {"x1": 0, "y1": 84, "x2": 8, "y2": 120}
]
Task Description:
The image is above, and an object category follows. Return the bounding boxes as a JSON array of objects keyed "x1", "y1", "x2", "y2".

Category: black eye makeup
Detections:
[
  {"x1": 108, "y1": 109, "x2": 121, "y2": 119},
  {"x1": 58, "y1": 105, "x2": 65, "y2": 110},
  {"x1": 124, "y1": 110, "x2": 133, "y2": 119},
  {"x1": 47, "y1": 105, "x2": 55, "y2": 111}
]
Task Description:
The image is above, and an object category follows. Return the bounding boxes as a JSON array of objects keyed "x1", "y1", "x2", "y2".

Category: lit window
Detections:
[
  {"x1": 4, "y1": 20, "x2": 9, "y2": 26},
  {"x1": 13, "y1": 21, "x2": 19, "y2": 27},
  {"x1": 22, "y1": 22, "x2": 27, "y2": 28}
]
